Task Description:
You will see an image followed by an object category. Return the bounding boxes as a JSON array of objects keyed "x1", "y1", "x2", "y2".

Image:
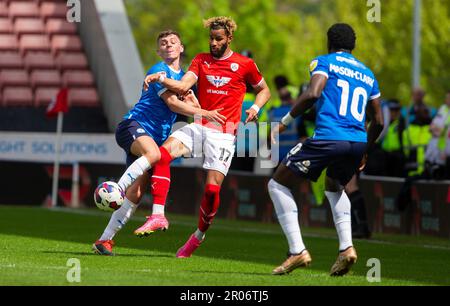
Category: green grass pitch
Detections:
[{"x1": 0, "y1": 205, "x2": 449, "y2": 286}]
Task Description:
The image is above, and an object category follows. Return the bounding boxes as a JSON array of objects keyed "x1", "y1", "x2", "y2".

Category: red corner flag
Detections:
[{"x1": 46, "y1": 88, "x2": 69, "y2": 118}]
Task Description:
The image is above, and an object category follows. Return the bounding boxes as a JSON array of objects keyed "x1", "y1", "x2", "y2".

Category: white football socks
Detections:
[
  {"x1": 325, "y1": 190, "x2": 353, "y2": 251},
  {"x1": 99, "y1": 198, "x2": 138, "y2": 241},
  {"x1": 117, "y1": 156, "x2": 151, "y2": 192},
  {"x1": 152, "y1": 204, "x2": 165, "y2": 215},
  {"x1": 268, "y1": 179, "x2": 306, "y2": 254}
]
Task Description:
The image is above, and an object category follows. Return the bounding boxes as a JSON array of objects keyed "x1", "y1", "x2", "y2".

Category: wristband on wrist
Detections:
[
  {"x1": 281, "y1": 112, "x2": 295, "y2": 126},
  {"x1": 250, "y1": 104, "x2": 260, "y2": 113},
  {"x1": 158, "y1": 72, "x2": 166, "y2": 83}
]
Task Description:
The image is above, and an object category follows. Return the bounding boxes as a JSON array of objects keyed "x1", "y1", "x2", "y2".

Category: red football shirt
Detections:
[{"x1": 188, "y1": 51, "x2": 264, "y2": 134}]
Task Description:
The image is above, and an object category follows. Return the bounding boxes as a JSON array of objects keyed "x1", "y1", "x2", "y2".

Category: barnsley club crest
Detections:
[
  {"x1": 206, "y1": 75, "x2": 231, "y2": 88},
  {"x1": 230, "y1": 63, "x2": 239, "y2": 72}
]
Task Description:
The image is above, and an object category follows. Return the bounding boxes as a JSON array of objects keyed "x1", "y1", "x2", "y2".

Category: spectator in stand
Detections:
[
  {"x1": 403, "y1": 87, "x2": 436, "y2": 125},
  {"x1": 402, "y1": 104, "x2": 432, "y2": 177},
  {"x1": 380, "y1": 99, "x2": 406, "y2": 177},
  {"x1": 426, "y1": 90, "x2": 450, "y2": 179},
  {"x1": 269, "y1": 75, "x2": 300, "y2": 166}
]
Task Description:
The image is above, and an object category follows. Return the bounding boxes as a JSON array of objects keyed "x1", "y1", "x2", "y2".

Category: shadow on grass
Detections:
[
  {"x1": 189, "y1": 270, "x2": 273, "y2": 277},
  {"x1": 40, "y1": 250, "x2": 173, "y2": 259}
]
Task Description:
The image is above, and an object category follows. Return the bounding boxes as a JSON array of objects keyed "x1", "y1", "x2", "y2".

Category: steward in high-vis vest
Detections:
[
  {"x1": 381, "y1": 100, "x2": 406, "y2": 177},
  {"x1": 402, "y1": 104, "x2": 432, "y2": 177}
]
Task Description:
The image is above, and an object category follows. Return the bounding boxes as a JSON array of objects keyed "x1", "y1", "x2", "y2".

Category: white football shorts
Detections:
[{"x1": 170, "y1": 123, "x2": 236, "y2": 176}]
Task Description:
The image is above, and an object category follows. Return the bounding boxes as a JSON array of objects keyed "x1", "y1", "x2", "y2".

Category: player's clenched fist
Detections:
[
  {"x1": 183, "y1": 90, "x2": 201, "y2": 109},
  {"x1": 143, "y1": 72, "x2": 166, "y2": 91}
]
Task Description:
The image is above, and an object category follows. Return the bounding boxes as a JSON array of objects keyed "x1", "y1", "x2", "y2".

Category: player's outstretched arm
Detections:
[
  {"x1": 144, "y1": 72, "x2": 197, "y2": 95},
  {"x1": 245, "y1": 79, "x2": 271, "y2": 123},
  {"x1": 360, "y1": 97, "x2": 384, "y2": 170},
  {"x1": 290, "y1": 74, "x2": 327, "y2": 118},
  {"x1": 271, "y1": 74, "x2": 327, "y2": 144},
  {"x1": 161, "y1": 91, "x2": 226, "y2": 124}
]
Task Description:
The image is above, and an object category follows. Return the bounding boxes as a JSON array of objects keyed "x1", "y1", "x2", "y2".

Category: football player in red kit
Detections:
[{"x1": 135, "y1": 16, "x2": 271, "y2": 257}]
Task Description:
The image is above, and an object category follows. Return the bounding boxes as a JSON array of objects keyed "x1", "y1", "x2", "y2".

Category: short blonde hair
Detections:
[{"x1": 203, "y1": 16, "x2": 237, "y2": 36}]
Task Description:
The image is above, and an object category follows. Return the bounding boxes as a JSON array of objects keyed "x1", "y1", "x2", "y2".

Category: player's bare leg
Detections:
[
  {"x1": 94, "y1": 173, "x2": 149, "y2": 255},
  {"x1": 134, "y1": 137, "x2": 189, "y2": 237},
  {"x1": 346, "y1": 174, "x2": 371, "y2": 239},
  {"x1": 325, "y1": 176, "x2": 357, "y2": 276},
  {"x1": 269, "y1": 164, "x2": 311, "y2": 275},
  {"x1": 176, "y1": 169, "x2": 225, "y2": 258}
]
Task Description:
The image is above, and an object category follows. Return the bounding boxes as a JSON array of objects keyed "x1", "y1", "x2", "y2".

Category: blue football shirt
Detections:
[
  {"x1": 124, "y1": 61, "x2": 184, "y2": 145},
  {"x1": 309, "y1": 52, "x2": 380, "y2": 142}
]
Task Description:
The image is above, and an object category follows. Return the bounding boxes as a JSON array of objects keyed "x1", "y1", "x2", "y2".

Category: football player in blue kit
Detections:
[
  {"x1": 93, "y1": 30, "x2": 226, "y2": 255},
  {"x1": 268, "y1": 23, "x2": 384, "y2": 276}
]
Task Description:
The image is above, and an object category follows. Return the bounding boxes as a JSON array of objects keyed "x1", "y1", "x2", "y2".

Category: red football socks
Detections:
[
  {"x1": 150, "y1": 147, "x2": 172, "y2": 205},
  {"x1": 198, "y1": 184, "x2": 221, "y2": 232}
]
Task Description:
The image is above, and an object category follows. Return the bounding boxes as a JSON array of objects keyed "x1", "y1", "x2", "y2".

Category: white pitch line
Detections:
[{"x1": 48, "y1": 207, "x2": 450, "y2": 251}]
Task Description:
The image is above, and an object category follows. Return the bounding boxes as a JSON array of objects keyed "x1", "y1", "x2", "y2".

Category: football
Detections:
[{"x1": 94, "y1": 181, "x2": 124, "y2": 212}]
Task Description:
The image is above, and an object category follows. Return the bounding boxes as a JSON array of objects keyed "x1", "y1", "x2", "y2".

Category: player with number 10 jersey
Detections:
[
  {"x1": 268, "y1": 23, "x2": 383, "y2": 277},
  {"x1": 310, "y1": 51, "x2": 380, "y2": 142}
]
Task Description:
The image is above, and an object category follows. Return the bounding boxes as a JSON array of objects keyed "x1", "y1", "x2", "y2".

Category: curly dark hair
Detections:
[{"x1": 327, "y1": 23, "x2": 356, "y2": 52}]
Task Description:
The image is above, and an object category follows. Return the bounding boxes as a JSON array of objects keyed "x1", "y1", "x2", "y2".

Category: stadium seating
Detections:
[
  {"x1": 40, "y1": 2, "x2": 68, "y2": 21},
  {"x1": 24, "y1": 52, "x2": 56, "y2": 70},
  {"x1": 69, "y1": 88, "x2": 100, "y2": 107},
  {"x1": 19, "y1": 34, "x2": 51, "y2": 54},
  {"x1": 0, "y1": 34, "x2": 19, "y2": 51},
  {"x1": 0, "y1": 69, "x2": 29, "y2": 89},
  {"x1": 14, "y1": 18, "x2": 46, "y2": 37},
  {"x1": 8, "y1": 2, "x2": 40, "y2": 20},
  {"x1": 0, "y1": 2, "x2": 8, "y2": 17},
  {"x1": 51, "y1": 35, "x2": 82, "y2": 55},
  {"x1": 30, "y1": 69, "x2": 61, "y2": 89},
  {"x1": 0, "y1": 52, "x2": 24, "y2": 69},
  {"x1": 46, "y1": 18, "x2": 77, "y2": 37},
  {"x1": 0, "y1": 18, "x2": 13, "y2": 34},
  {"x1": 62, "y1": 70, "x2": 94, "y2": 88},
  {"x1": 56, "y1": 52, "x2": 88, "y2": 71},
  {"x1": 0, "y1": 0, "x2": 106, "y2": 132},
  {"x1": 34, "y1": 86, "x2": 59, "y2": 107},
  {"x1": 2, "y1": 87, "x2": 33, "y2": 107}
]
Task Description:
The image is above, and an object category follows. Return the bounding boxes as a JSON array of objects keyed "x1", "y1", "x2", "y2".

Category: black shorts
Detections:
[
  {"x1": 282, "y1": 139, "x2": 367, "y2": 186},
  {"x1": 115, "y1": 119, "x2": 151, "y2": 167}
]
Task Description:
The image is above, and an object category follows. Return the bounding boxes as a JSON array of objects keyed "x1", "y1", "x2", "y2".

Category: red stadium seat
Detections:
[
  {"x1": 0, "y1": 34, "x2": 19, "y2": 51},
  {"x1": 24, "y1": 52, "x2": 56, "y2": 70},
  {"x1": 0, "y1": 18, "x2": 13, "y2": 34},
  {"x1": 62, "y1": 70, "x2": 94, "y2": 88},
  {"x1": 68, "y1": 88, "x2": 100, "y2": 107},
  {"x1": 34, "y1": 86, "x2": 60, "y2": 107},
  {"x1": 40, "y1": 2, "x2": 68, "y2": 21},
  {"x1": 36, "y1": 0, "x2": 68, "y2": 4},
  {"x1": 8, "y1": 2, "x2": 40, "y2": 20},
  {"x1": 30, "y1": 69, "x2": 61, "y2": 89},
  {"x1": 14, "y1": 18, "x2": 46, "y2": 37},
  {"x1": 0, "y1": 2, "x2": 8, "y2": 18},
  {"x1": 56, "y1": 52, "x2": 88, "y2": 71},
  {"x1": 51, "y1": 35, "x2": 82, "y2": 55},
  {"x1": 0, "y1": 69, "x2": 29, "y2": 89},
  {"x1": 0, "y1": 52, "x2": 24, "y2": 69},
  {"x1": 2, "y1": 87, "x2": 33, "y2": 106},
  {"x1": 19, "y1": 34, "x2": 50, "y2": 54},
  {"x1": 46, "y1": 18, "x2": 77, "y2": 37}
]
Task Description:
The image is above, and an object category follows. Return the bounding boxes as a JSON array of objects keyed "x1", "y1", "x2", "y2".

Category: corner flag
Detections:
[{"x1": 46, "y1": 88, "x2": 69, "y2": 118}]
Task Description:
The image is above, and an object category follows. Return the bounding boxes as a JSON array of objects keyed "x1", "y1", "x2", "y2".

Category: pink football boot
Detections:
[
  {"x1": 134, "y1": 214, "x2": 169, "y2": 237},
  {"x1": 176, "y1": 234, "x2": 204, "y2": 258}
]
